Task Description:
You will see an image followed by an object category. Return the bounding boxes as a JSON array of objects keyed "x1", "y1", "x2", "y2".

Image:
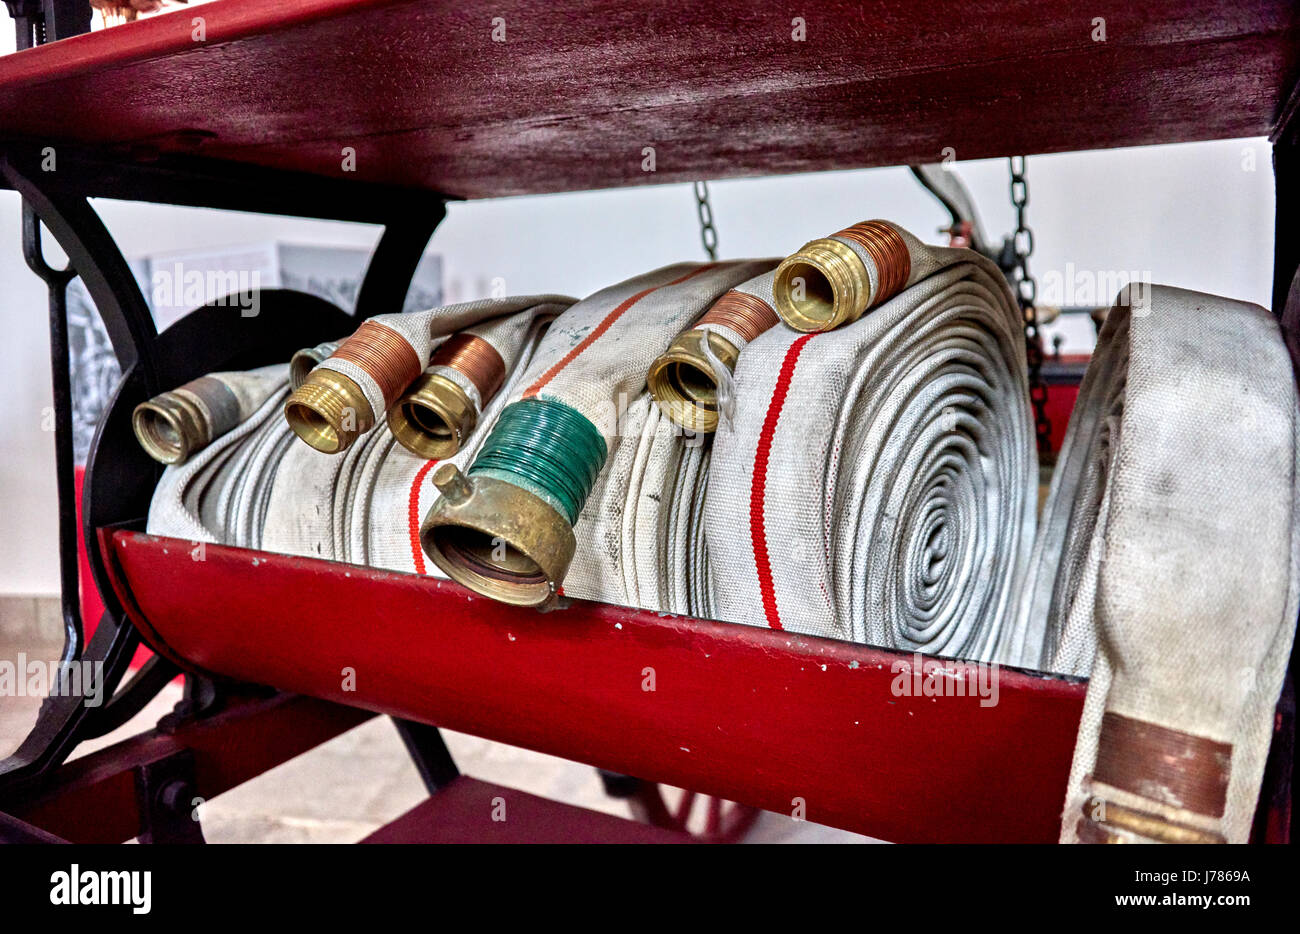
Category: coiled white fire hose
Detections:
[
  {"x1": 1020, "y1": 284, "x2": 1300, "y2": 844},
  {"x1": 706, "y1": 241, "x2": 1037, "y2": 664}
]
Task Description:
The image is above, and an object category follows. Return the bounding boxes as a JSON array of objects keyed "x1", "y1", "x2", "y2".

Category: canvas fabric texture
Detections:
[{"x1": 1043, "y1": 285, "x2": 1299, "y2": 844}]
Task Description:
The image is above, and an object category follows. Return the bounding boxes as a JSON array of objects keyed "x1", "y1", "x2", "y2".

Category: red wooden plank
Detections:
[
  {"x1": 362, "y1": 776, "x2": 696, "y2": 843},
  {"x1": 107, "y1": 531, "x2": 1086, "y2": 843},
  {"x1": 0, "y1": 1, "x2": 1296, "y2": 198}
]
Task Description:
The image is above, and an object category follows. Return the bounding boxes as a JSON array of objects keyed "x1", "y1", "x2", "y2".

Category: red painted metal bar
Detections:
[
  {"x1": 0, "y1": 1, "x2": 1295, "y2": 198},
  {"x1": 106, "y1": 530, "x2": 1085, "y2": 843},
  {"x1": 3, "y1": 692, "x2": 375, "y2": 843},
  {"x1": 362, "y1": 776, "x2": 696, "y2": 844}
]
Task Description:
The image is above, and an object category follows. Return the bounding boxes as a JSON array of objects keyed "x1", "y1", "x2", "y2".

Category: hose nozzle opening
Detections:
[
  {"x1": 421, "y1": 464, "x2": 575, "y2": 607},
  {"x1": 132, "y1": 393, "x2": 206, "y2": 464},
  {"x1": 284, "y1": 369, "x2": 374, "y2": 454},
  {"x1": 388, "y1": 372, "x2": 478, "y2": 459},
  {"x1": 774, "y1": 220, "x2": 911, "y2": 332},
  {"x1": 133, "y1": 375, "x2": 240, "y2": 465},
  {"x1": 647, "y1": 329, "x2": 739, "y2": 433},
  {"x1": 774, "y1": 238, "x2": 868, "y2": 332}
]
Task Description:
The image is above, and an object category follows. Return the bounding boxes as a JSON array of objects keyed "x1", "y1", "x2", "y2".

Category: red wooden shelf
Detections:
[
  {"x1": 104, "y1": 530, "x2": 1085, "y2": 844},
  {"x1": 0, "y1": 0, "x2": 1296, "y2": 198}
]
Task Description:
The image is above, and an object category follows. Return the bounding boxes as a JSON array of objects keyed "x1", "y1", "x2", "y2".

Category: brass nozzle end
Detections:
[
  {"x1": 289, "y1": 341, "x2": 339, "y2": 391},
  {"x1": 132, "y1": 392, "x2": 208, "y2": 464},
  {"x1": 773, "y1": 237, "x2": 870, "y2": 332},
  {"x1": 420, "y1": 464, "x2": 576, "y2": 608},
  {"x1": 646, "y1": 329, "x2": 739, "y2": 434},
  {"x1": 388, "y1": 372, "x2": 479, "y2": 459},
  {"x1": 284, "y1": 368, "x2": 374, "y2": 454}
]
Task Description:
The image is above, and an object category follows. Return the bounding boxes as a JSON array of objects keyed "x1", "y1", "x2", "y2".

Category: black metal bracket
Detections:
[
  {"x1": 0, "y1": 135, "x2": 446, "y2": 799},
  {"x1": 5, "y1": 0, "x2": 89, "y2": 50},
  {"x1": 391, "y1": 719, "x2": 460, "y2": 794},
  {"x1": 135, "y1": 749, "x2": 205, "y2": 844}
]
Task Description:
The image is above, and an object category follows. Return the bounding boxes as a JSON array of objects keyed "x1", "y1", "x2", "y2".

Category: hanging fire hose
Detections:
[{"x1": 1018, "y1": 284, "x2": 1299, "y2": 844}]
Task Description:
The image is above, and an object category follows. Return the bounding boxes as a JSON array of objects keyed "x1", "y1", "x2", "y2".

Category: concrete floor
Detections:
[{"x1": 1, "y1": 596, "x2": 872, "y2": 843}]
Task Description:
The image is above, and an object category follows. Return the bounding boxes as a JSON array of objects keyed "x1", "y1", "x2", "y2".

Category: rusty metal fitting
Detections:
[
  {"x1": 132, "y1": 376, "x2": 240, "y2": 464},
  {"x1": 284, "y1": 368, "x2": 374, "y2": 454},
  {"x1": 285, "y1": 319, "x2": 421, "y2": 454},
  {"x1": 420, "y1": 463, "x2": 576, "y2": 608},
  {"x1": 774, "y1": 219, "x2": 910, "y2": 331},
  {"x1": 387, "y1": 333, "x2": 508, "y2": 458},
  {"x1": 387, "y1": 372, "x2": 478, "y2": 459}
]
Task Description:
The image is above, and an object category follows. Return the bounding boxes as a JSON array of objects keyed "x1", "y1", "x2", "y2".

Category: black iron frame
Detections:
[{"x1": 0, "y1": 59, "x2": 451, "y2": 805}]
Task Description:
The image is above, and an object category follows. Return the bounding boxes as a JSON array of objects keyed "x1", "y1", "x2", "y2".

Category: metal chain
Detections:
[
  {"x1": 694, "y1": 181, "x2": 719, "y2": 261},
  {"x1": 1008, "y1": 156, "x2": 1053, "y2": 457}
]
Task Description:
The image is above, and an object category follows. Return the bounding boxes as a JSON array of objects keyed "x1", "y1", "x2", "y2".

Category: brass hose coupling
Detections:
[
  {"x1": 420, "y1": 397, "x2": 606, "y2": 607},
  {"x1": 647, "y1": 289, "x2": 776, "y2": 433},
  {"x1": 285, "y1": 319, "x2": 421, "y2": 454},
  {"x1": 773, "y1": 219, "x2": 911, "y2": 332},
  {"x1": 132, "y1": 375, "x2": 241, "y2": 464},
  {"x1": 421, "y1": 464, "x2": 577, "y2": 608},
  {"x1": 388, "y1": 333, "x2": 507, "y2": 459}
]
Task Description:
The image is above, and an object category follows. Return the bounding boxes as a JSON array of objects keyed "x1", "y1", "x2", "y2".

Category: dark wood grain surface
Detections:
[{"x1": 0, "y1": 1, "x2": 1296, "y2": 198}]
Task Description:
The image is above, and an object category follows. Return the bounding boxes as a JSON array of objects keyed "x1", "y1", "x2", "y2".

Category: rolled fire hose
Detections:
[
  {"x1": 145, "y1": 364, "x2": 292, "y2": 545},
  {"x1": 284, "y1": 295, "x2": 574, "y2": 454},
  {"x1": 132, "y1": 364, "x2": 287, "y2": 465},
  {"x1": 260, "y1": 304, "x2": 561, "y2": 570},
  {"x1": 647, "y1": 270, "x2": 779, "y2": 434},
  {"x1": 1021, "y1": 284, "x2": 1299, "y2": 844},
  {"x1": 419, "y1": 259, "x2": 776, "y2": 607},
  {"x1": 705, "y1": 231, "x2": 1038, "y2": 664}
]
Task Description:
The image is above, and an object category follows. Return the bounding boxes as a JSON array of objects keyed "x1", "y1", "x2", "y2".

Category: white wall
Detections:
[{"x1": 0, "y1": 27, "x2": 1278, "y2": 596}]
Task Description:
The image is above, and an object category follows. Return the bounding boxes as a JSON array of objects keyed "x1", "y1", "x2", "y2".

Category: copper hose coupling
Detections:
[
  {"x1": 773, "y1": 219, "x2": 911, "y2": 332},
  {"x1": 647, "y1": 289, "x2": 778, "y2": 433},
  {"x1": 284, "y1": 320, "x2": 422, "y2": 454},
  {"x1": 132, "y1": 376, "x2": 242, "y2": 464},
  {"x1": 388, "y1": 333, "x2": 507, "y2": 459},
  {"x1": 1074, "y1": 712, "x2": 1230, "y2": 844}
]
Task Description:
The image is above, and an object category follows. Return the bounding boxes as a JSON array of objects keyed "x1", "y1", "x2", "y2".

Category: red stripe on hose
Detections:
[
  {"x1": 409, "y1": 458, "x2": 439, "y2": 574},
  {"x1": 524, "y1": 264, "x2": 718, "y2": 397},
  {"x1": 749, "y1": 334, "x2": 814, "y2": 630}
]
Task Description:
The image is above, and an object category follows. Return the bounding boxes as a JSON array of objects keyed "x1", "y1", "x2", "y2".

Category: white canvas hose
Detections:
[
  {"x1": 706, "y1": 241, "x2": 1036, "y2": 665},
  {"x1": 145, "y1": 364, "x2": 291, "y2": 545},
  {"x1": 419, "y1": 259, "x2": 776, "y2": 607},
  {"x1": 1028, "y1": 285, "x2": 1300, "y2": 845}
]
